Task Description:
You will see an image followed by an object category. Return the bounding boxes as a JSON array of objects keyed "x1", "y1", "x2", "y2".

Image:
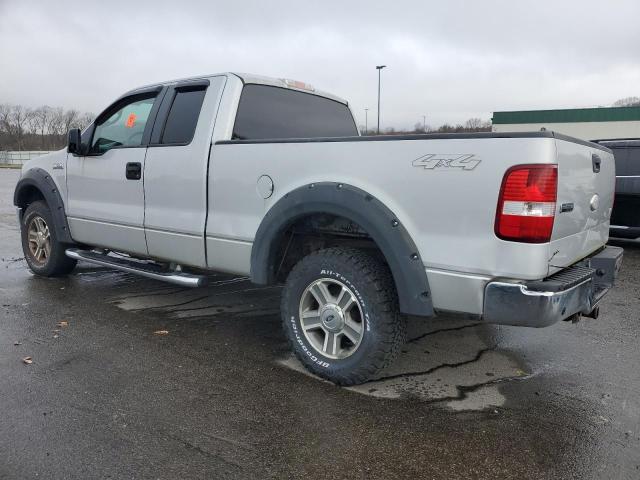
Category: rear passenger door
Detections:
[{"x1": 143, "y1": 76, "x2": 227, "y2": 267}]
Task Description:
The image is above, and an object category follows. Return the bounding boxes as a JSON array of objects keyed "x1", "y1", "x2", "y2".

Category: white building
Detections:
[{"x1": 492, "y1": 106, "x2": 640, "y2": 141}]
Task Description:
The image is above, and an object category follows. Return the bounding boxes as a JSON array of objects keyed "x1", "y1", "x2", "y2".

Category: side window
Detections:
[
  {"x1": 91, "y1": 95, "x2": 156, "y2": 154},
  {"x1": 160, "y1": 87, "x2": 207, "y2": 145},
  {"x1": 232, "y1": 84, "x2": 358, "y2": 140}
]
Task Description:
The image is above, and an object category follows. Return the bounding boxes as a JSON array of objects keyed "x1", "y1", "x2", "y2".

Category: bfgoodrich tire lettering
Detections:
[{"x1": 281, "y1": 247, "x2": 405, "y2": 385}]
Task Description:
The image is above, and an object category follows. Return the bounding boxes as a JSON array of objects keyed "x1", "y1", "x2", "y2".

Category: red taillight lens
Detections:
[{"x1": 495, "y1": 165, "x2": 558, "y2": 243}]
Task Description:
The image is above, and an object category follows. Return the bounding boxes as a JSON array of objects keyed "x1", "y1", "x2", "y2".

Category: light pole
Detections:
[
  {"x1": 422, "y1": 115, "x2": 426, "y2": 133},
  {"x1": 376, "y1": 65, "x2": 386, "y2": 134},
  {"x1": 364, "y1": 108, "x2": 369, "y2": 133}
]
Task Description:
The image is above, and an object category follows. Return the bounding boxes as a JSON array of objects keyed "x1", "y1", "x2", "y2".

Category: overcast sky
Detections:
[{"x1": 1, "y1": 0, "x2": 639, "y2": 130}]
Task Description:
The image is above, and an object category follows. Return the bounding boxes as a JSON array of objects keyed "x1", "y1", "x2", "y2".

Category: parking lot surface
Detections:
[{"x1": 1, "y1": 168, "x2": 639, "y2": 479}]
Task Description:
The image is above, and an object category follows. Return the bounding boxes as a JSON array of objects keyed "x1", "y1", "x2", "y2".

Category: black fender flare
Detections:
[
  {"x1": 251, "y1": 182, "x2": 434, "y2": 317},
  {"x1": 13, "y1": 168, "x2": 74, "y2": 244}
]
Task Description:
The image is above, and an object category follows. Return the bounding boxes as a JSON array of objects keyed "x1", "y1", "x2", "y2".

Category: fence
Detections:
[{"x1": 0, "y1": 151, "x2": 53, "y2": 165}]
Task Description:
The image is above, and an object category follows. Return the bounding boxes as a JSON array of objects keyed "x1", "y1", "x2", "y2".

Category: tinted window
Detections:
[
  {"x1": 611, "y1": 147, "x2": 640, "y2": 176},
  {"x1": 91, "y1": 96, "x2": 156, "y2": 153},
  {"x1": 161, "y1": 88, "x2": 207, "y2": 144},
  {"x1": 232, "y1": 85, "x2": 357, "y2": 140}
]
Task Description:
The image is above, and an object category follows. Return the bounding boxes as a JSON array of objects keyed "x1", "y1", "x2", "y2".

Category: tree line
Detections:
[
  {"x1": 361, "y1": 117, "x2": 492, "y2": 136},
  {"x1": 0, "y1": 104, "x2": 95, "y2": 151},
  {"x1": 613, "y1": 96, "x2": 640, "y2": 107},
  {"x1": 2, "y1": 96, "x2": 638, "y2": 151}
]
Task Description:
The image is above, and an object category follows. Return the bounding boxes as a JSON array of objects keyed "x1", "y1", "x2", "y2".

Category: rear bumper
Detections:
[{"x1": 483, "y1": 246, "x2": 623, "y2": 327}]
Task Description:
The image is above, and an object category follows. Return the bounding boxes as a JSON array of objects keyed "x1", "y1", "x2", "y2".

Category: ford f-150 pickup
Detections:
[{"x1": 14, "y1": 73, "x2": 623, "y2": 385}]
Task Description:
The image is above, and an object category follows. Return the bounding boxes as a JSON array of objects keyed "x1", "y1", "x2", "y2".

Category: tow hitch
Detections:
[
  {"x1": 583, "y1": 305, "x2": 600, "y2": 320},
  {"x1": 565, "y1": 306, "x2": 600, "y2": 324}
]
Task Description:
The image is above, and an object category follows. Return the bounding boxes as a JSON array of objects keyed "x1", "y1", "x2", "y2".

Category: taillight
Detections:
[{"x1": 495, "y1": 164, "x2": 558, "y2": 243}]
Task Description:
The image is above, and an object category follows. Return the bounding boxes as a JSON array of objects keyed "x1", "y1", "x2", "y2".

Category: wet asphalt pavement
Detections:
[{"x1": 0, "y1": 168, "x2": 639, "y2": 479}]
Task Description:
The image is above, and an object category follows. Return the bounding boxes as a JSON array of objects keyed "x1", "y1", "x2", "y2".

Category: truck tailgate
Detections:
[{"x1": 549, "y1": 139, "x2": 615, "y2": 271}]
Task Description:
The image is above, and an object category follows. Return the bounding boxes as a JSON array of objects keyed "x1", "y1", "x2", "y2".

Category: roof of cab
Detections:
[
  {"x1": 231, "y1": 73, "x2": 348, "y2": 105},
  {"x1": 126, "y1": 72, "x2": 349, "y2": 105}
]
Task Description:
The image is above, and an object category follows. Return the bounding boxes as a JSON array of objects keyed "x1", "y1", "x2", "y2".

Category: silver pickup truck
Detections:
[{"x1": 14, "y1": 73, "x2": 623, "y2": 385}]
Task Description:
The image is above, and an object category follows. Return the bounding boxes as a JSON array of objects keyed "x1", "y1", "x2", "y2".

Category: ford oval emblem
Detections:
[{"x1": 589, "y1": 194, "x2": 600, "y2": 212}]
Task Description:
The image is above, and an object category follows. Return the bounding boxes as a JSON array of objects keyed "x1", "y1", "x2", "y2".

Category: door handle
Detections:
[
  {"x1": 126, "y1": 162, "x2": 142, "y2": 180},
  {"x1": 592, "y1": 154, "x2": 601, "y2": 173}
]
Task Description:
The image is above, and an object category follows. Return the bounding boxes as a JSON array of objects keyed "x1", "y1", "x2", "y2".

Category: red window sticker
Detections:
[{"x1": 125, "y1": 113, "x2": 137, "y2": 128}]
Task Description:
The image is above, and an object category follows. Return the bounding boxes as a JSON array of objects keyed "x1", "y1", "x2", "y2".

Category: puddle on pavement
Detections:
[
  {"x1": 279, "y1": 317, "x2": 531, "y2": 411},
  {"x1": 82, "y1": 266, "x2": 531, "y2": 411},
  {"x1": 102, "y1": 270, "x2": 282, "y2": 320}
]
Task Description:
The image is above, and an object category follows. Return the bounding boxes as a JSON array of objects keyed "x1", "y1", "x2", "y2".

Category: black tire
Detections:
[
  {"x1": 21, "y1": 201, "x2": 77, "y2": 277},
  {"x1": 281, "y1": 247, "x2": 405, "y2": 386}
]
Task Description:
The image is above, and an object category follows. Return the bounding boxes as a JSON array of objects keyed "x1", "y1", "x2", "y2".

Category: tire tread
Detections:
[
  {"x1": 21, "y1": 201, "x2": 76, "y2": 277},
  {"x1": 282, "y1": 247, "x2": 405, "y2": 386}
]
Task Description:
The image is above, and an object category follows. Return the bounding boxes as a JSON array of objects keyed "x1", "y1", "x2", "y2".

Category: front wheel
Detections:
[
  {"x1": 281, "y1": 247, "x2": 405, "y2": 385},
  {"x1": 21, "y1": 201, "x2": 77, "y2": 277}
]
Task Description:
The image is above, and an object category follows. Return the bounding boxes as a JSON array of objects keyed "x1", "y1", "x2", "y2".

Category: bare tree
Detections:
[
  {"x1": 0, "y1": 104, "x2": 11, "y2": 136},
  {"x1": 437, "y1": 124, "x2": 455, "y2": 133},
  {"x1": 75, "y1": 112, "x2": 95, "y2": 131},
  {"x1": 6, "y1": 105, "x2": 30, "y2": 151},
  {"x1": 62, "y1": 109, "x2": 79, "y2": 135},
  {"x1": 465, "y1": 118, "x2": 483, "y2": 130},
  {"x1": 26, "y1": 108, "x2": 39, "y2": 136},
  {"x1": 613, "y1": 97, "x2": 640, "y2": 107},
  {"x1": 30, "y1": 106, "x2": 52, "y2": 149},
  {"x1": 47, "y1": 107, "x2": 65, "y2": 138},
  {"x1": 0, "y1": 103, "x2": 96, "y2": 151}
]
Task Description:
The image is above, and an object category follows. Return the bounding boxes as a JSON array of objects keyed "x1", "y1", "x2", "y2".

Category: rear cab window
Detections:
[{"x1": 232, "y1": 84, "x2": 357, "y2": 140}]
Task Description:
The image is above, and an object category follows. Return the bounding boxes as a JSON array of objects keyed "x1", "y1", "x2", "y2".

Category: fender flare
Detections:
[
  {"x1": 13, "y1": 168, "x2": 74, "y2": 244},
  {"x1": 251, "y1": 182, "x2": 434, "y2": 317}
]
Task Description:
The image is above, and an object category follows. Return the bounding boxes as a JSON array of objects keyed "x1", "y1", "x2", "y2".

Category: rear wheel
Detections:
[
  {"x1": 21, "y1": 201, "x2": 76, "y2": 277},
  {"x1": 281, "y1": 247, "x2": 405, "y2": 385}
]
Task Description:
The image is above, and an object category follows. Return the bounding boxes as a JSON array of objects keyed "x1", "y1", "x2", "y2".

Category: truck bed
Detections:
[{"x1": 208, "y1": 131, "x2": 614, "y2": 313}]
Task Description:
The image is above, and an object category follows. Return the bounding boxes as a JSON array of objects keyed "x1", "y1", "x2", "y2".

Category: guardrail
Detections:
[{"x1": 0, "y1": 151, "x2": 53, "y2": 165}]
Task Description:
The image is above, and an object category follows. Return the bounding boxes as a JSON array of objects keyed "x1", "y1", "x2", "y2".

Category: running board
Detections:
[{"x1": 65, "y1": 249, "x2": 207, "y2": 287}]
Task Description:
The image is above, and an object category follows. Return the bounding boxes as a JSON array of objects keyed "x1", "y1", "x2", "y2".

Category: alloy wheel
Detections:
[{"x1": 298, "y1": 278, "x2": 365, "y2": 359}]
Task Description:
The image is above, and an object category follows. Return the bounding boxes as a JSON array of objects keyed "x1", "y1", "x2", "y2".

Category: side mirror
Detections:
[{"x1": 67, "y1": 128, "x2": 82, "y2": 155}]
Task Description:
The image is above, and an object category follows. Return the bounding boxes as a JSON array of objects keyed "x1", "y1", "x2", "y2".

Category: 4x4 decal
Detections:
[{"x1": 412, "y1": 154, "x2": 480, "y2": 171}]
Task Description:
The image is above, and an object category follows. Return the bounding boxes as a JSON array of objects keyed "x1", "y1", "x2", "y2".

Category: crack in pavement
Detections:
[
  {"x1": 164, "y1": 432, "x2": 245, "y2": 471},
  {"x1": 1, "y1": 256, "x2": 24, "y2": 263},
  {"x1": 165, "y1": 287, "x2": 281, "y2": 313},
  {"x1": 363, "y1": 347, "x2": 494, "y2": 384},
  {"x1": 121, "y1": 295, "x2": 212, "y2": 312},
  {"x1": 407, "y1": 322, "x2": 483, "y2": 343}
]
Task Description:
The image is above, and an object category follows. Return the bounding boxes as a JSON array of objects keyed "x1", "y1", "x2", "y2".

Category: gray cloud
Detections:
[{"x1": 1, "y1": 0, "x2": 639, "y2": 130}]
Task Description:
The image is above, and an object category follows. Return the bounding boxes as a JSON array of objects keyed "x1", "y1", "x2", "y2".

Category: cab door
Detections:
[
  {"x1": 66, "y1": 87, "x2": 164, "y2": 256},
  {"x1": 143, "y1": 76, "x2": 226, "y2": 267}
]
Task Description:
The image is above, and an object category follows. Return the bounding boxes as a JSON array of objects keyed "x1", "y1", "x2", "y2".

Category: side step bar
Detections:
[{"x1": 65, "y1": 249, "x2": 208, "y2": 287}]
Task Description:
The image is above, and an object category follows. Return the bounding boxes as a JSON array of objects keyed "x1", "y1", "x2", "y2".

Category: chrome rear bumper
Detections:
[{"x1": 483, "y1": 246, "x2": 623, "y2": 327}]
